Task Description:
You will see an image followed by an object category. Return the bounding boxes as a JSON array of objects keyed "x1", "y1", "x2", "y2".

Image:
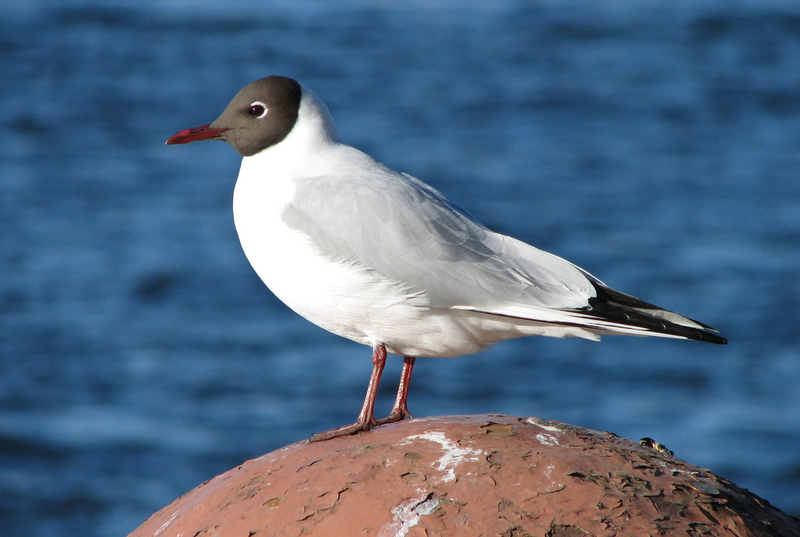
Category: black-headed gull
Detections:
[{"x1": 167, "y1": 76, "x2": 726, "y2": 442}]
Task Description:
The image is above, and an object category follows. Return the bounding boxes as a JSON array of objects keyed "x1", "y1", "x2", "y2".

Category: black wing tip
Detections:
[
  {"x1": 692, "y1": 330, "x2": 728, "y2": 345},
  {"x1": 589, "y1": 284, "x2": 728, "y2": 345},
  {"x1": 713, "y1": 335, "x2": 728, "y2": 345}
]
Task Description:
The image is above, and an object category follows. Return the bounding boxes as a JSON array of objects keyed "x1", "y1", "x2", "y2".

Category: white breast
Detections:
[{"x1": 231, "y1": 148, "x2": 428, "y2": 351}]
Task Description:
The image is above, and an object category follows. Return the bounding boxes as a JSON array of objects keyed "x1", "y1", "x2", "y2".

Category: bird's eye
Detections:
[{"x1": 249, "y1": 101, "x2": 268, "y2": 118}]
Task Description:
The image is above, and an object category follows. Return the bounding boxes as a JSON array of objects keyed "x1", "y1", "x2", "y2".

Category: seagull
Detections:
[{"x1": 167, "y1": 76, "x2": 727, "y2": 442}]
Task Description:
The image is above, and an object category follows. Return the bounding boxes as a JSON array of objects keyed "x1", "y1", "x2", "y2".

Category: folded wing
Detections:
[{"x1": 282, "y1": 150, "x2": 726, "y2": 345}]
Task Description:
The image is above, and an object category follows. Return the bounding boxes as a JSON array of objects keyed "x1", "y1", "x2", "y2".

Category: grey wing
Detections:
[{"x1": 281, "y1": 161, "x2": 597, "y2": 314}]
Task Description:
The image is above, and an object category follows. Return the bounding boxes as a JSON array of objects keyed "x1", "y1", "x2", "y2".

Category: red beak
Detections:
[{"x1": 166, "y1": 124, "x2": 228, "y2": 145}]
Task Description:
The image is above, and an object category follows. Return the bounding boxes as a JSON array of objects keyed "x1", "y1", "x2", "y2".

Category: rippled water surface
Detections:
[{"x1": 2, "y1": 1, "x2": 800, "y2": 535}]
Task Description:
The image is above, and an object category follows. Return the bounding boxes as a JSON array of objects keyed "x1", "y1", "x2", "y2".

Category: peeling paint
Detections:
[
  {"x1": 129, "y1": 415, "x2": 800, "y2": 537},
  {"x1": 263, "y1": 496, "x2": 284, "y2": 509},
  {"x1": 403, "y1": 431, "x2": 483, "y2": 483},
  {"x1": 481, "y1": 422, "x2": 515, "y2": 436},
  {"x1": 377, "y1": 494, "x2": 439, "y2": 537}
]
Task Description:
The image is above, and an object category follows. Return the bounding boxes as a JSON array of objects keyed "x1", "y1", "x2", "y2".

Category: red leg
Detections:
[
  {"x1": 309, "y1": 344, "x2": 387, "y2": 442},
  {"x1": 375, "y1": 356, "x2": 415, "y2": 425}
]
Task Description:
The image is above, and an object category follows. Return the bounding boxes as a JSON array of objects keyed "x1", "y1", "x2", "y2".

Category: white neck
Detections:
[{"x1": 239, "y1": 84, "x2": 341, "y2": 179}]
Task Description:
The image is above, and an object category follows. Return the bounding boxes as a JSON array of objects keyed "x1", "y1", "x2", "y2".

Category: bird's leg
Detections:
[
  {"x1": 309, "y1": 344, "x2": 387, "y2": 442},
  {"x1": 375, "y1": 356, "x2": 415, "y2": 425}
]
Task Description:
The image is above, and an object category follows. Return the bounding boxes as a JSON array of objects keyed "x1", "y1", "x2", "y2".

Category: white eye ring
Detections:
[{"x1": 249, "y1": 101, "x2": 268, "y2": 119}]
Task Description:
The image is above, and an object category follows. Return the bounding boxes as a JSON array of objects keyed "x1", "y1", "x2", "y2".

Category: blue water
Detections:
[{"x1": 2, "y1": 1, "x2": 799, "y2": 535}]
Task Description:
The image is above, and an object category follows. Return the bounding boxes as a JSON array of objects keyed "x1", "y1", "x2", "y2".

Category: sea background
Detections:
[{"x1": 1, "y1": 1, "x2": 799, "y2": 535}]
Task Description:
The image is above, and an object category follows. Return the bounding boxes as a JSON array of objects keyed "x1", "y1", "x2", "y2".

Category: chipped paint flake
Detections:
[
  {"x1": 377, "y1": 494, "x2": 439, "y2": 537},
  {"x1": 403, "y1": 431, "x2": 482, "y2": 483}
]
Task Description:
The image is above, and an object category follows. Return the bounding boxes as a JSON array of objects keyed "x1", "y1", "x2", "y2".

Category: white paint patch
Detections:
[
  {"x1": 540, "y1": 463, "x2": 566, "y2": 491},
  {"x1": 403, "y1": 431, "x2": 482, "y2": 483},
  {"x1": 544, "y1": 464, "x2": 554, "y2": 481},
  {"x1": 153, "y1": 509, "x2": 180, "y2": 536},
  {"x1": 524, "y1": 417, "x2": 563, "y2": 433},
  {"x1": 377, "y1": 494, "x2": 439, "y2": 537},
  {"x1": 536, "y1": 433, "x2": 560, "y2": 446}
]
